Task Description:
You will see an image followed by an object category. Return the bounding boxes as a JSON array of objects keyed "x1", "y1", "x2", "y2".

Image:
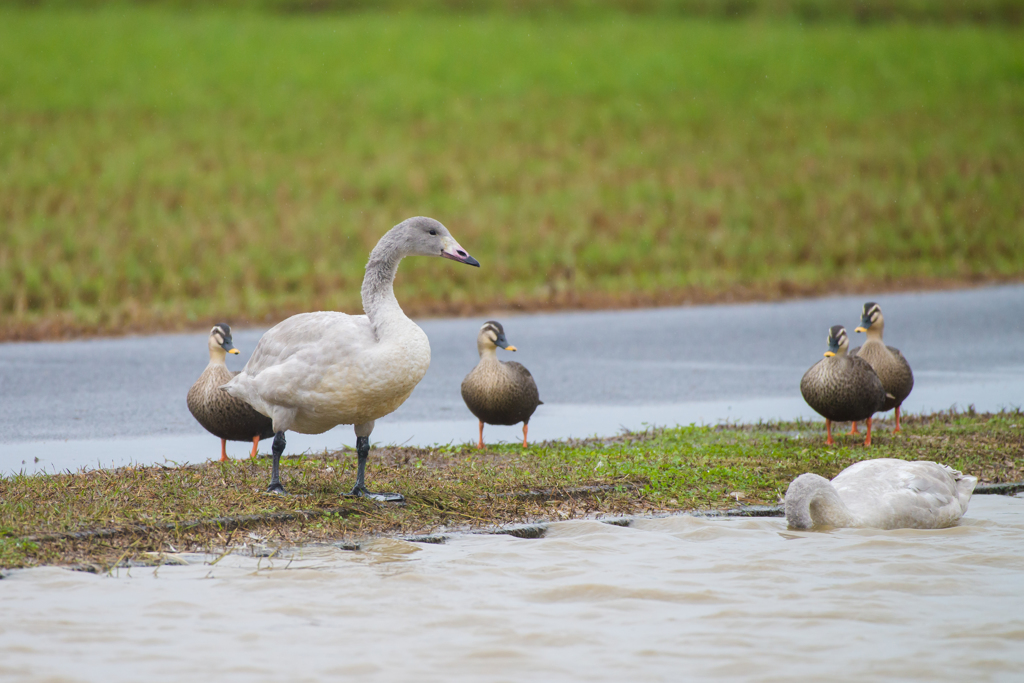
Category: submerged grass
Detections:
[
  {"x1": 1, "y1": 8, "x2": 1022, "y2": 339},
  {"x1": 2, "y1": 410, "x2": 1021, "y2": 570}
]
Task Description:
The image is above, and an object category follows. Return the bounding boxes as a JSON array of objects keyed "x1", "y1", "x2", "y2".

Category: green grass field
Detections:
[{"x1": 1, "y1": 6, "x2": 1022, "y2": 338}]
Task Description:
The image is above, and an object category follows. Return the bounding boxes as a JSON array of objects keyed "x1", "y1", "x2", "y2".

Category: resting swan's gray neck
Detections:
[
  {"x1": 362, "y1": 229, "x2": 410, "y2": 341},
  {"x1": 785, "y1": 474, "x2": 856, "y2": 529}
]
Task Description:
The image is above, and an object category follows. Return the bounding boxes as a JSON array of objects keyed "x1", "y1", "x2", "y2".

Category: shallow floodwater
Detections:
[{"x1": 3, "y1": 495, "x2": 1023, "y2": 682}]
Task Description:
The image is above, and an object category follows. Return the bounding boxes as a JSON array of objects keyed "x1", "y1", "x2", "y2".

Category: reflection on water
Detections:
[{"x1": 3, "y1": 495, "x2": 1023, "y2": 682}]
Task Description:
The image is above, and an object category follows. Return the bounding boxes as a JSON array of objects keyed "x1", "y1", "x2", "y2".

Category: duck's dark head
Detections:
[
  {"x1": 824, "y1": 325, "x2": 848, "y2": 357},
  {"x1": 477, "y1": 320, "x2": 517, "y2": 354},
  {"x1": 209, "y1": 323, "x2": 239, "y2": 356},
  {"x1": 855, "y1": 302, "x2": 883, "y2": 334}
]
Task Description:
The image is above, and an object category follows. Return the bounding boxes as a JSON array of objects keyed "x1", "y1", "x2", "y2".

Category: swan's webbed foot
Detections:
[
  {"x1": 348, "y1": 485, "x2": 404, "y2": 503},
  {"x1": 266, "y1": 482, "x2": 289, "y2": 495}
]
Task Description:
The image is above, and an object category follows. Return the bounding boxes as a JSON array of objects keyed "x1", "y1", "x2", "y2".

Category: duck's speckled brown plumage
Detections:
[
  {"x1": 800, "y1": 355, "x2": 887, "y2": 423},
  {"x1": 852, "y1": 341, "x2": 913, "y2": 412},
  {"x1": 850, "y1": 303, "x2": 914, "y2": 415},
  {"x1": 461, "y1": 358, "x2": 542, "y2": 426},
  {"x1": 187, "y1": 363, "x2": 275, "y2": 443}
]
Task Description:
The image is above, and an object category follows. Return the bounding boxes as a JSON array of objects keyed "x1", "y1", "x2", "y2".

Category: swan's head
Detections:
[
  {"x1": 477, "y1": 320, "x2": 517, "y2": 354},
  {"x1": 854, "y1": 302, "x2": 883, "y2": 334},
  {"x1": 823, "y1": 325, "x2": 848, "y2": 357},
  {"x1": 393, "y1": 216, "x2": 480, "y2": 267},
  {"x1": 208, "y1": 323, "x2": 239, "y2": 358}
]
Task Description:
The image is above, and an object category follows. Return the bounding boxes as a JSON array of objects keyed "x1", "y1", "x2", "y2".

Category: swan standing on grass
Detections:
[
  {"x1": 785, "y1": 458, "x2": 977, "y2": 530},
  {"x1": 222, "y1": 217, "x2": 479, "y2": 501}
]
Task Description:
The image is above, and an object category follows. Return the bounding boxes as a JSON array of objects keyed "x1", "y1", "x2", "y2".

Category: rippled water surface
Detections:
[{"x1": 4, "y1": 495, "x2": 1024, "y2": 682}]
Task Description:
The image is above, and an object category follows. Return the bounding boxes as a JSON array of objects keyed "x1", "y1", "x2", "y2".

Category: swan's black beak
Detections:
[
  {"x1": 441, "y1": 237, "x2": 480, "y2": 267},
  {"x1": 442, "y1": 249, "x2": 480, "y2": 267}
]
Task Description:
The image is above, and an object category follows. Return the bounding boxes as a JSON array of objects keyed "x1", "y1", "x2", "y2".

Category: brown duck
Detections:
[
  {"x1": 850, "y1": 302, "x2": 914, "y2": 434},
  {"x1": 461, "y1": 321, "x2": 542, "y2": 449},
  {"x1": 800, "y1": 325, "x2": 889, "y2": 446},
  {"x1": 187, "y1": 323, "x2": 274, "y2": 461}
]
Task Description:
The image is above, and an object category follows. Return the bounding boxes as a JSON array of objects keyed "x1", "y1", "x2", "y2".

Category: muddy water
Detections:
[{"x1": 3, "y1": 495, "x2": 1023, "y2": 682}]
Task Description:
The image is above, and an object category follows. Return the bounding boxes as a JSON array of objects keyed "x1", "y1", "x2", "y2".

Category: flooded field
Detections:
[{"x1": 3, "y1": 494, "x2": 1022, "y2": 682}]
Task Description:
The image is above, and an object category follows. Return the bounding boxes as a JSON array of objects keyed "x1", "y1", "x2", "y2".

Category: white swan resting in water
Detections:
[
  {"x1": 785, "y1": 458, "x2": 977, "y2": 530},
  {"x1": 223, "y1": 217, "x2": 479, "y2": 500}
]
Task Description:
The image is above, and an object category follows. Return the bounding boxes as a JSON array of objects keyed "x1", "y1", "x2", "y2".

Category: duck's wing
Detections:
[
  {"x1": 503, "y1": 360, "x2": 542, "y2": 405},
  {"x1": 832, "y1": 459, "x2": 967, "y2": 529},
  {"x1": 887, "y1": 345, "x2": 914, "y2": 379}
]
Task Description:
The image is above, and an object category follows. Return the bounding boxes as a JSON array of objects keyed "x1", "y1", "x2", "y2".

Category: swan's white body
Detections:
[
  {"x1": 785, "y1": 458, "x2": 977, "y2": 530},
  {"x1": 222, "y1": 217, "x2": 474, "y2": 439},
  {"x1": 223, "y1": 311, "x2": 430, "y2": 434}
]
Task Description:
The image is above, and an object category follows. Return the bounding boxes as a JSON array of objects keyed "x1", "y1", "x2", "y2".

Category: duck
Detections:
[
  {"x1": 800, "y1": 325, "x2": 889, "y2": 446},
  {"x1": 187, "y1": 323, "x2": 275, "y2": 461},
  {"x1": 222, "y1": 217, "x2": 479, "y2": 501},
  {"x1": 850, "y1": 301, "x2": 914, "y2": 434},
  {"x1": 461, "y1": 321, "x2": 542, "y2": 449},
  {"x1": 785, "y1": 458, "x2": 977, "y2": 529}
]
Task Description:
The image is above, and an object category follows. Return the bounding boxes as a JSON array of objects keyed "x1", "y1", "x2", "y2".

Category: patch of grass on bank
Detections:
[
  {"x1": 1, "y1": 410, "x2": 1021, "y2": 570},
  {"x1": 0, "y1": 8, "x2": 1022, "y2": 339}
]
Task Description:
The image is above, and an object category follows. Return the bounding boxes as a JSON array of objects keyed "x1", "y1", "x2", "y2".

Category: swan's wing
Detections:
[
  {"x1": 832, "y1": 459, "x2": 966, "y2": 529},
  {"x1": 229, "y1": 311, "x2": 376, "y2": 407}
]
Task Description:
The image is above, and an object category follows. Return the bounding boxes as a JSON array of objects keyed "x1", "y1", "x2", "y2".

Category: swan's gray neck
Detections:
[
  {"x1": 785, "y1": 473, "x2": 856, "y2": 529},
  {"x1": 361, "y1": 230, "x2": 409, "y2": 339}
]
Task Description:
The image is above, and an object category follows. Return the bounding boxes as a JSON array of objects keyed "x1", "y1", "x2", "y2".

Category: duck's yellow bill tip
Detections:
[
  {"x1": 228, "y1": 348, "x2": 240, "y2": 354},
  {"x1": 505, "y1": 345, "x2": 518, "y2": 352},
  {"x1": 823, "y1": 351, "x2": 836, "y2": 357},
  {"x1": 854, "y1": 326, "x2": 867, "y2": 333}
]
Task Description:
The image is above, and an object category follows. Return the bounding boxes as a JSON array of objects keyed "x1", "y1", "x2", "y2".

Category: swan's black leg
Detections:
[
  {"x1": 348, "y1": 435, "x2": 403, "y2": 503},
  {"x1": 266, "y1": 431, "x2": 288, "y2": 495}
]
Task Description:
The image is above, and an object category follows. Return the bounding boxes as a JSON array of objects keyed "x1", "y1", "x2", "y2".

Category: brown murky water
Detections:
[{"x1": 3, "y1": 495, "x2": 1023, "y2": 682}]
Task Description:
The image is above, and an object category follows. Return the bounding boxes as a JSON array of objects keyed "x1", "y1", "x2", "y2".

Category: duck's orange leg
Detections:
[
  {"x1": 220, "y1": 439, "x2": 228, "y2": 462},
  {"x1": 893, "y1": 407, "x2": 902, "y2": 433},
  {"x1": 250, "y1": 436, "x2": 260, "y2": 459},
  {"x1": 864, "y1": 417, "x2": 873, "y2": 447},
  {"x1": 477, "y1": 421, "x2": 485, "y2": 450},
  {"x1": 826, "y1": 419, "x2": 834, "y2": 446},
  {"x1": 848, "y1": 421, "x2": 858, "y2": 435},
  {"x1": 522, "y1": 423, "x2": 529, "y2": 448}
]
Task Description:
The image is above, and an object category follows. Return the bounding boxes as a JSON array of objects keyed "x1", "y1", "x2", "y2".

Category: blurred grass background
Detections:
[{"x1": 1, "y1": 1, "x2": 1022, "y2": 338}]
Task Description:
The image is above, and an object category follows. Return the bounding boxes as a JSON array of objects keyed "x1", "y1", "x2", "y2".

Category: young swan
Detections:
[
  {"x1": 187, "y1": 324, "x2": 275, "y2": 461},
  {"x1": 799, "y1": 325, "x2": 889, "y2": 446},
  {"x1": 222, "y1": 217, "x2": 479, "y2": 501},
  {"x1": 785, "y1": 458, "x2": 977, "y2": 530},
  {"x1": 461, "y1": 321, "x2": 542, "y2": 449},
  {"x1": 850, "y1": 302, "x2": 914, "y2": 434}
]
